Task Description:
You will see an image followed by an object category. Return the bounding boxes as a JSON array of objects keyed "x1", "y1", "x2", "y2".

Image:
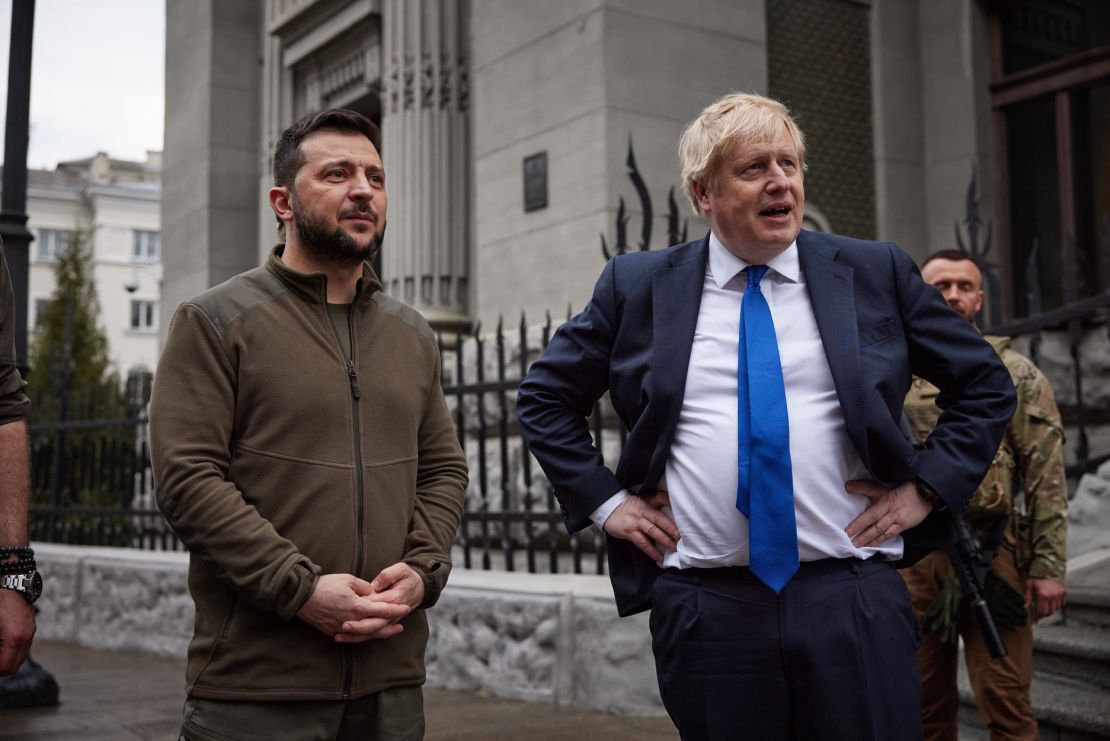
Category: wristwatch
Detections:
[
  {"x1": 0, "y1": 570, "x2": 43, "y2": 604},
  {"x1": 916, "y1": 479, "x2": 948, "y2": 512}
]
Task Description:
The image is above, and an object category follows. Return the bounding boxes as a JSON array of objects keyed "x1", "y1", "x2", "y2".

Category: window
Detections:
[
  {"x1": 998, "y1": 0, "x2": 1110, "y2": 76},
  {"x1": 132, "y1": 230, "x2": 159, "y2": 261},
  {"x1": 33, "y1": 299, "x2": 51, "y2": 327},
  {"x1": 129, "y1": 300, "x2": 157, "y2": 332},
  {"x1": 36, "y1": 229, "x2": 75, "y2": 261},
  {"x1": 989, "y1": 0, "x2": 1110, "y2": 317}
]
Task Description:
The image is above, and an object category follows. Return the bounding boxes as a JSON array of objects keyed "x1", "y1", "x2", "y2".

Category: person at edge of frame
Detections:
[
  {"x1": 516, "y1": 91, "x2": 1017, "y2": 741},
  {"x1": 0, "y1": 237, "x2": 35, "y2": 677},
  {"x1": 902, "y1": 248, "x2": 1067, "y2": 741},
  {"x1": 149, "y1": 108, "x2": 468, "y2": 741}
]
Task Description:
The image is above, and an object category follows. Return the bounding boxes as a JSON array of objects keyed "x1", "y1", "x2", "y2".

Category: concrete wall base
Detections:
[{"x1": 30, "y1": 544, "x2": 665, "y2": 717}]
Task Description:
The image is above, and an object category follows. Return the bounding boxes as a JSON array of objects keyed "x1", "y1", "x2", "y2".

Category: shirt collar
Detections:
[{"x1": 707, "y1": 231, "x2": 800, "y2": 289}]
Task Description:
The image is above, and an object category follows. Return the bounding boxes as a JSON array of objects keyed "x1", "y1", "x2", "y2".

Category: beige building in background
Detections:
[{"x1": 2, "y1": 152, "x2": 162, "y2": 374}]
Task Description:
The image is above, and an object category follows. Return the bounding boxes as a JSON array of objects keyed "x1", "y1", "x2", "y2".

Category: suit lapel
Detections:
[
  {"x1": 797, "y1": 231, "x2": 871, "y2": 470},
  {"x1": 643, "y1": 237, "x2": 708, "y2": 489}
]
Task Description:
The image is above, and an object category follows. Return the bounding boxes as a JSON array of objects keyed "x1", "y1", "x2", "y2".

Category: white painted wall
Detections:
[{"x1": 23, "y1": 155, "x2": 162, "y2": 375}]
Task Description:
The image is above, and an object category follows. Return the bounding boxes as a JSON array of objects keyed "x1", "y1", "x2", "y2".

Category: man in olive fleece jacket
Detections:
[{"x1": 151, "y1": 109, "x2": 468, "y2": 741}]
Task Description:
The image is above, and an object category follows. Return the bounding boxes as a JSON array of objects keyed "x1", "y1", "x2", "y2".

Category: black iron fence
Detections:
[
  {"x1": 27, "y1": 372, "x2": 169, "y2": 549},
  {"x1": 26, "y1": 295, "x2": 1110, "y2": 574},
  {"x1": 441, "y1": 314, "x2": 618, "y2": 575},
  {"x1": 985, "y1": 290, "x2": 1110, "y2": 481},
  {"x1": 25, "y1": 315, "x2": 623, "y2": 574}
]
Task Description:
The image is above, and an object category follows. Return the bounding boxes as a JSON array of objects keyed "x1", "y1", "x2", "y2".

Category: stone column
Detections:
[
  {"x1": 162, "y1": 0, "x2": 263, "y2": 334},
  {"x1": 381, "y1": 0, "x2": 471, "y2": 332}
]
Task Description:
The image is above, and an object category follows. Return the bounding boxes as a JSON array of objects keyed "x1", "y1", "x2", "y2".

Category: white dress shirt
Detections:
[{"x1": 591, "y1": 233, "x2": 904, "y2": 567}]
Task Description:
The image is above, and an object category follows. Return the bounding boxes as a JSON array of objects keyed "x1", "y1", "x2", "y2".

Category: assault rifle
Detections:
[
  {"x1": 899, "y1": 413, "x2": 1007, "y2": 659},
  {"x1": 947, "y1": 516, "x2": 1008, "y2": 659}
]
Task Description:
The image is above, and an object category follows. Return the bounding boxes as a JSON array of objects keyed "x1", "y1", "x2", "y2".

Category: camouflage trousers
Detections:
[{"x1": 901, "y1": 535, "x2": 1036, "y2": 741}]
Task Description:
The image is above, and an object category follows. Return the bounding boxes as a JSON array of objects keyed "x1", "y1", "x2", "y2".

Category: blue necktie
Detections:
[{"x1": 736, "y1": 265, "x2": 799, "y2": 593}]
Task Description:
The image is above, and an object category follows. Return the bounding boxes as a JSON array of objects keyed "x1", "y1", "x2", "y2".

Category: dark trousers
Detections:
[
  {"x1": 179, "y1": 686, "x2": 425, "y2": 741},
  {"x1": 650, "y1": 558, "x2": 923, "y2": 741}
]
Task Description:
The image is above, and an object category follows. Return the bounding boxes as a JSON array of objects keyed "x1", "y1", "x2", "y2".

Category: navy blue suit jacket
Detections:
[{"x1": 517, "y1": 231, "x2": 1016, "y2": 616}]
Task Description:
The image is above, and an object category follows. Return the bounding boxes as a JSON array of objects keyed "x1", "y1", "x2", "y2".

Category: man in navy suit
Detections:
[{"x1": 516, "y1": 93, "x2": 1016, "y2": 740}]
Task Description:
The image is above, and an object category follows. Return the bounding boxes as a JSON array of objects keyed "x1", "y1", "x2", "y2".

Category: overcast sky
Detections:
[{"x1": 0, "y1": 0, "x2": 164, "y2": 170}]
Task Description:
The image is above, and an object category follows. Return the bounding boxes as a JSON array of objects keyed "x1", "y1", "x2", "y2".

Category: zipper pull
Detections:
[{"x1": 347, "y1": 360, "x2": 361, "y2": 399}]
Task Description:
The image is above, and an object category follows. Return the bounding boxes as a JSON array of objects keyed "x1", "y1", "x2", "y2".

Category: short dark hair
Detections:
[
  {"x1": 921, "y1": 249, "x2": 977, "y2": 271},
  {"x1": 272, "y1": 108, "x2": 382, "y2": 188}
]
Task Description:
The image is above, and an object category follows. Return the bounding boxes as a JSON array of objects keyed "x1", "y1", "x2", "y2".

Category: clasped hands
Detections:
[
  {"x1": 604, "y1": 479, "x2": 934, "y2": 561},
  {"x1": 296, "y1": 562, "x2": 424, "y2": 644}
]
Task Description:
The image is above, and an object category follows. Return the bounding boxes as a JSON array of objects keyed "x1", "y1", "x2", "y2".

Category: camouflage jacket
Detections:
[
  {"x1": 0, "y1": 238, "x2": 30, "y2": 424},
  {"x1": 904, "y1": 335, "x2": 1067, "y2": 581}
]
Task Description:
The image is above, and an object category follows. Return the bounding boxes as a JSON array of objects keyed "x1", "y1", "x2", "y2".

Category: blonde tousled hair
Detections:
[{"x1": 678, "y1": 92, "x2": 807, "y2": 214}]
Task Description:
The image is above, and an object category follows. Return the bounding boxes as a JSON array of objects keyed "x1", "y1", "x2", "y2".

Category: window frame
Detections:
[
  {"x1": 128, "y1": 299, "x2": 158, "y2": 333},
  {"x1": 988, "y1": 15, "x2": 1110, "y2": 318},
  {"x1": 35, "y1": 229, "x2": 76, "y2": 262},
  {"x1": 131, "y1": 229, "x2": 160, "y2": 262},
  {"x1": 33, "y1": 299, "x2": 51, "y2": 327}
]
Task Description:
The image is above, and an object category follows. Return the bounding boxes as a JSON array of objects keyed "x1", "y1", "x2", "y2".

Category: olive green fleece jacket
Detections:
[{"x1": 150, "y1": 246, "x2": 467, "y2": 701}]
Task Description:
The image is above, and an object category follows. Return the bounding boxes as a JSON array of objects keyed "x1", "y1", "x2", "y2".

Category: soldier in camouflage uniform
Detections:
[{"x1": 902, "y1": 249, "x2": 1068, "y2": 741}]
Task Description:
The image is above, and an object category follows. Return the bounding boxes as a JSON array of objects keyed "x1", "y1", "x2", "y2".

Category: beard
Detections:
[{"x1": 291, "y1": 194, "x2": 386, "y2": 268}]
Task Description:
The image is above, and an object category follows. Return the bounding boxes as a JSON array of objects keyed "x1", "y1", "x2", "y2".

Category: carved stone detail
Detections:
[
  {"x1": 456, "y1": 56, "x2": 469, "y2": 112},
  {"x1": 439, "y1": 53, "x2": 452, "y2": 109},
  {"x1": 403, "y1": 57, "x2": 415, "y2": 111},
  {"x1": 389, "y1": 65, "x2": 401, "y2": 114},
  {"x1": 381, "y1": 0, "x2": 471, "y2": 330},
  {"x1": 320, "y1": 52, "x2": 364, "y2": 100},
  {"x1": 422, "y1": 52, "x2": 436, "y2": 109}
]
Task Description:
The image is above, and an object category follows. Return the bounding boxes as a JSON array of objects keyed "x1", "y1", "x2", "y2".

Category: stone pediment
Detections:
[{"x1": 266, "y1": 0, "x2": 383, "y2": 118}]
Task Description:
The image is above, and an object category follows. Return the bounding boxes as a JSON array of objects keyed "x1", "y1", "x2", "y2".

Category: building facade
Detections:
[
  {"x1": 162, "y1": 0, "x2": 1109, "y2": 332},
  {"x1": 8, "y1": 152, "x2": 162, "y2": 374}
]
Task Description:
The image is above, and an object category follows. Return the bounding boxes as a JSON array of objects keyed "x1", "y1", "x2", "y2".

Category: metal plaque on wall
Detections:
[{"x1": 523, "y1": 152, "x2": 548, "y2": 212}]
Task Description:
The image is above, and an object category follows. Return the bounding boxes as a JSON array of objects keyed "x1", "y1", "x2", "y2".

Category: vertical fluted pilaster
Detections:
[{"x1": 382, "y1": 0, "x2": 470, "y2": 331}]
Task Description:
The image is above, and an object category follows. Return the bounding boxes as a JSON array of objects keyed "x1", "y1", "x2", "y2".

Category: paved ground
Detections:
[
  {"x1": 0, "y1": 642, "x2": 677, "y2": 740},
  {"x1": 8, "y1": 556, "x2": 1106, "y2": 740}
]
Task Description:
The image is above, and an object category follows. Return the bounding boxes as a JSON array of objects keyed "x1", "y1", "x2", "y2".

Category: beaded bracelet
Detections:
[
  {"x1": 0, "y1": 546, "x2": 34, "y2": 560},
  {"x1": 0, "y1": 558, "x2": 36, "y2": 575}
]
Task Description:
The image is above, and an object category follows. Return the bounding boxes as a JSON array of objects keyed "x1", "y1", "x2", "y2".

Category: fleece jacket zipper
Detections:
[{"x1": 325, "y1": 300, "x2": 364, "y2": 699}]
